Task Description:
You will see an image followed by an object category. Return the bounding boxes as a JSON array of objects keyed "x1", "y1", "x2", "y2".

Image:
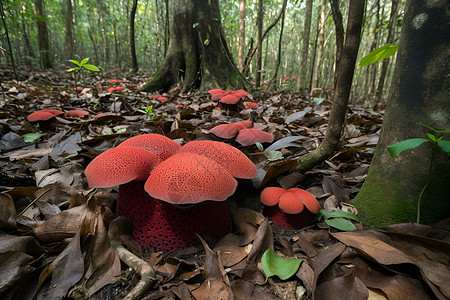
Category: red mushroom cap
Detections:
[
  {"x1": 85, "y1": 146, "x2": 162, "y2": 188},
  {"x1": 27, "y1": 109, "x2": 64, "y2": 122},
  {"x1": 233, "y1": 90, "x2": 249, "y2": 99},
  {"x1": 235, "y1": 128, "x2": 274, "y2": 146},
  {"x1": 220, "y1": 94, "x2": 240, "y2": 105},
  {"x1": 210, "y1": 123, "x2": 240, "y2": 139},
  {"x1": 234, "y1": 120, "x2": 253, "y2": 130},
  {"x1": 260, "y1": 187, "x2": 286, "y2": 207},
  {"x1": 211, "y1": 93, "x2": 224, "y2": 101},
  {"x1": 278, "y1": 191, "x2": 305, "y2": 214},
  {"x1": 157, "y1": 96, "x2": 168, "y2": 102},
  {"x1": 245, "y1": 102, "x2": 259, "y2": 109},
  {"x1": 209, "y1": 88, "x2": 225, "y2": 95},
  {"x1": 178, "y1": 140, "x2": 257, "y2": 179},
  {"x1": 118, "y1": 134, "x2": 181, "y2": 160},
  {"x1": 67, "y1": 109, "x2": 89, "y2": 117},
  {"x1": 144, "y1": 152, "x2": 238, "y2": 204},
  {"x1": 289, "y1": 188, "x2": 320, "y2": 214}
]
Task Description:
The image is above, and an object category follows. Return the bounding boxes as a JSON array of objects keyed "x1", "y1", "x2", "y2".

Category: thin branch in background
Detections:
[{"x1": 0, "y1": 0, "x2": 18, "y2": 80}]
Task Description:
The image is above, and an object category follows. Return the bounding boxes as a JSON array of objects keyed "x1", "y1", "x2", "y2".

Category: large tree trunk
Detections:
[
  {"x1": 294, "y1": 0, "x2": 365, "y2": 172},
  {"x1": 34, "y1": 0, "x2": 52, "y2": 69},
  {"x1": 140, "y1": 0, "x2": 249, "y2": 92},
  {"x1": 352, "y1": 0, "x2": 450, "y2": 227},
  {"x1": 296, "y1": 0, "x2": 313, "y2": 91}
]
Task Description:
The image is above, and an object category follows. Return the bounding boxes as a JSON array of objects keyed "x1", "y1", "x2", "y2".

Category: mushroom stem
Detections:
[
  {"x1": 263, "y1": 206, "x2": 315, "y2": 230},
  {"x1": 117, "y1": 181, "x2": 232, "y2": 252}
]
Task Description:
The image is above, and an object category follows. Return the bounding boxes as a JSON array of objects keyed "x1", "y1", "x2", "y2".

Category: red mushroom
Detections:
[
  {"x1": 220, "y1": 94, "x2": 240, "y2": 105},
  {"x1": 235, "y1": 128, "x2": 274, "y2": 146},
  {"x1": 208, "y1": 88, "x2": 225, "y2": 96},
  {"x1": 85, "y1": 134, "x2": 256, "y2": 251},
  {"x1": 67, "y1": 109, "x2": 89, "y2": 117},
  {"x1": 209, "y1": 120, "x2": 253, "y2": 140},
  {"x1": 260, "y1": 187, "x2": 320, "y2": 230},
  {"x1": 27, "y1": 109, "x2": 64, "y2": 122}
]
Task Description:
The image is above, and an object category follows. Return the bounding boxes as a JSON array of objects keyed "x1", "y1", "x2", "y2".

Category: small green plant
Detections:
[
  {"x1": 316, "y1": 209, "x2": 360, "y2": 231},
  {"x1": 23, "y1": 132, "x2": 42, "y2": 143},
  {"x1": 261, "y1": 248, "x2": 302, "y2": 282},
  {"x1": 387, "y1": 124, "x2": 450, "y2": 223},
  {"x1": 138, "y1": 105, "x2": 157, "y2": 120},
  {"x1": 66, "y1": 58, "x2": 100, "y2": 93}
]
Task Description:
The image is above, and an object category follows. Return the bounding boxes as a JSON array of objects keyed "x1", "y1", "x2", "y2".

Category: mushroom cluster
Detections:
[
  {"x1": 27, "y1": 109, "x2": 90, "y2": 122},
  {"x1": 210, "y1": 121, "x2": 274, "y2": 146},
  {"x1": 260, "y1": 187, "x2": 320, "y2": 230},
  {"x1": 85, "y1": 134, "x2": 257, "y2": 251},
  {"x1": 208, "y1": 89, "x2": 249, "y2": 105}
]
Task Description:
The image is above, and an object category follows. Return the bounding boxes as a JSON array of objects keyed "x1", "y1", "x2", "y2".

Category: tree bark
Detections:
[
  {"x1": 329, "y1": 0, "x2": 344, "y2": 87},
  {"x1": 255, "y1": 0, "x2": 263, "y2": 87},
  {"x1": 311, "y1": 0, "x2": 327, "y2": 91},
  {"x1": 238, "y1": 0, "x2": 246, "y2": 71},
  {"x1": 34, "y1": 0, "x2": 52, "y2": 69},
  {"x1": 130, "y1": 0, "x2": 139, "y2": 73},
  {"x1": 296, "y1": 0, "x2": 313, "y2": 91},
  {"x1": 140, "y1": 0, "x2": 249, "y2": 93},
  {"x1": 295, "y1": 0, "x2": 365, "y2": 172},
  {"x1": 352, "y1": 0, "x2": 450, "y2": 227},
  {"x1": 268, "y1": 8, "x2": 286, "y2": 88},
  {"x1": 64, "y1": 0, "x2": 75, "y2": 60},
  {"x1": 375, "y1": 0, "x2": 399, "y2": 101}
]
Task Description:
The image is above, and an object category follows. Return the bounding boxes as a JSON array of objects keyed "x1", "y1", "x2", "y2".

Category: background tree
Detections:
[
  {"x1": 130, "y1": 0, "x2": 139, "y2": 73},
  {"x1": 238, "y1": 0, "x2": 245, "y2": 71},
  {"x1": 352, "y1": 0, "x2": 450, "y2": 227},
  {"x1": 139, "y1": 0, "x2": 249, "y2": 92},
  {"x1": 34, "y1": 0, "x2": 52, "y2": 68},
  {"x1": 296, "y1": 0, "x2": 313, "y2": 91},
  {"x1": 64, "y1": 0, "x2": 75, "y2": 60}
]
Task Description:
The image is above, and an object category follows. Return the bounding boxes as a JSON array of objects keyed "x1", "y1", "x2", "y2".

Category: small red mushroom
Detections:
[
  {"x1": 67, "y1": 109, "x2": 89, "y2": 117},
  {"x1": 235, "y1": 128, "x2": 274, "y2": 146},
  {"x1": 27, "y1": 109, "x2": 65, "y2": 122},
  {"x1": 208, "y1": 88, "x2": 225, "y2": 96},
  {"x1": 245, "y1": 102, "x2": 259, "y2": 109},
  {"x1": 85, "y1": 134, "x2": 256, "y2": 251},
  {"x1": 209, "y1": 120, "x2": 254, "y2": 140},
  {"x1": 220, "y1": 94, "x2": 240, "y2": 105},
  {"x1": 260, "y1": 187, "x2": 320, "y2": 230},
  {"x1": 157, "y1": 96, "x2": 168, "y2": 102}
]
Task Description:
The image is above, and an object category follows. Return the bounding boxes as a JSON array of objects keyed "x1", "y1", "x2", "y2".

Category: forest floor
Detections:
[{"x1": 0, "y1": 67, "x2": 448, "y2": 300}]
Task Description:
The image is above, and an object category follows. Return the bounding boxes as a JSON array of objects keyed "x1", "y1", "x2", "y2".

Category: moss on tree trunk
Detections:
[
  {"x1": 352, "y1": 0, "x2": 450, "y2": 228},
  {"x1": 140, "y1": 0, "x2": 249, "y2": 92}
]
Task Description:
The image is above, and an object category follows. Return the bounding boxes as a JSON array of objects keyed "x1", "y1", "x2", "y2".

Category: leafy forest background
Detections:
[{"x1": 2, "y1": 0, "x2": 400, "y2": 100}]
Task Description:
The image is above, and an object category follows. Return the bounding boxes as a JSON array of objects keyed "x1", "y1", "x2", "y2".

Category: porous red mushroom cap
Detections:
[
  {"x1": 220, "y1": 94, "x2": 240, "y2": 105},
  {"x1": 289, "y1": 188, "x2": 320, "y2": 214},
  {"x1": 245, "y1": 102, "x2": 259, "y2": 109},
  {"x1": 178, "y1": 140, "x2": 257, "y2": 179},
  {"x1": 118, "y1": 134, "x2": 181, "y2": 160},
  {"x1": 144, "y1": 152, "x2": 238, "y2": 204},
  {"x1": 85, "y1": 146, "x2": 162, "y2": 188},
  {"x1": 67, "y1": 109, "x2": 89, "y2": 117},
  {"x1": 234, "y1": 120, "x2": 253, "y2": 130},
  {"x1": 210, "y1": 123, "x2": 239, "y2": 139},
  {"x1": 27, "y1": 109, "x2": 64, "y2": 122},
  {"x1": 211, "y1": 93, "x2": 224, "y2": 101},
  {"x1": 278, "y1": 191, "x2": 305, "y2": 214},
  {"x1": 235, "y1": 128, "x2": 274, "y2": 146},
  {"x1": 260, "y1": 187, "x2": 286, "y2": 206},
  {"x1": 209, "y1": 88, "x2": 225, "y2": 95},
  {"x1": 233, "y1": 90, "x2": 249, "y2": 99}
]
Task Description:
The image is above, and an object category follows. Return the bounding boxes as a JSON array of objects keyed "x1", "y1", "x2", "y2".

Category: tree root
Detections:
[{"x1": 111, "y1": 241, "x2": 157, "y2": 300}]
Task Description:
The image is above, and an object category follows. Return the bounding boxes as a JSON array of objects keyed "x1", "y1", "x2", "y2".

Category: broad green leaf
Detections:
[
  {"x1": 437, "y1": 140, "x2": 450, "y2": 155},
  {"x1": 261, "y1": 249, "x2": 302, "y2": 281},
  {"x1": 80, "y1": 58, "x2": 90, "y2": 66},
  {"x1": 264, "y1": 150, "x2": 284, "y2": 161},
  {"x1": 66, "y1": 67, "x2": 80, "y2": 73},
  {"x1": 83, "y1": 64, "x2": 100, "y2": 71},
  {"x1": 23, "y1": 132, "x2": 42, "y2": 143},
  {"x1": 69, "y1": 59, "x2": 81, "y2": 67},
  {"x1": 387, "y1": 138, "x2": 429, "y2": 158},
  {"x1": 359, "y1": 43, "x2": 398, "y2": 66},
  {"x1": 255, "y1": 142, "x2": 264, "y2": 151},
  {"x1": 313, "y1": 97, "x2": 325, "y2": 105},
  {"x1": 325, "y1": 218, "x2": 356, "y2": 231},
  {"x1": 317, "y1": 209, "x2": 360, "y2": 222}
]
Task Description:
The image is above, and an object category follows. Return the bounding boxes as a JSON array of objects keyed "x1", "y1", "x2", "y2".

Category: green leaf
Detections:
[
  {"x1": 261, "y1": 249, "x2": 302, "y2": 281},
  {"x1": 23, "y1": 132, "x2": 42, "y2": 143},
  {"x1": 437, "y1": 140, "x2": 450, "y2": 155},
  {"x1": 80, "y1": 58, "x2": 90, "y2": 66},
  {"x1": 359, "y1": 43, "x2": 398, "y2": 66},
  {"x1": 192, "y1": 22, "x2": 199, "y2": 28},
  {"x1": 386, "y1": 138, "x2": 429, "y2": 158},
  {"x1": 66, "y1": 67, "x2": 80, "y2": 73},
  {"x1": 325, "y1": 219, "x2": 357, "y2": 231},
  {"x1": 69, "y1": 59, "x2": 81, "y2": 67},
  {"x1": 264, "y1": 150, "x2": 284, "y2": 161},
  {"x1": 204, "y1": 38, "x2": 210, "y2": 46},
  {"x1": 317, "y1": 209, "x2": 360, "y2": 222},
  {"x1": 83, "y1": 64, "x2": 100, "y2": 71},
  {"x1": 420, "y1": 123, "x2": 439, "y2": 133},
  {"x1": 426, "y1": 133, "x2": 437, "y2": 142},
  {"x1": 313, "y1": 97, "x2": 325, "y2": 105},
  {"x1": 255, "y1": 142, "x2": 264, "y2": 151}
]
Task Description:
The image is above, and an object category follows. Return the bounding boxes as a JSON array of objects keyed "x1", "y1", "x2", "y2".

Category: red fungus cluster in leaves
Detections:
[
  {"x1": 208, "y1": 89, "x2": 250, "y2": 110},
  {"x1": 27, "y1": 109, "x2": 90, "y2": 122},
  {"x1": 108, "y1": 86, "x2": 125, "y2": 93},
  {"x1": 210, "y1": 121, "x2": 274, "y2": 146},
  {"x1": 260, "y1": 187, "x2": 320, "y2": 230},
  {"x1": 85, "y1": 134, "x2": 257, "y2": 252}
]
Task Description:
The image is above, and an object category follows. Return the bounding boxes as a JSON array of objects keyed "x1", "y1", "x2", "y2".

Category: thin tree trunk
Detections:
[
  {"x1": 0, "y1": 0, "x2": 17, "y2": 78},
  {"x1": 34, "y1": 0, "x2": 52, "y2": 69},
  {"x1": 255, "y1": 0, "x2": 263, "y2": 87},
  {"x1": 268, "y1": 9, "x2": 286, "y2": 88},
  {"x1": 64, "y1": 0, "x2": 75, "y2": 60},
  {"x1": 329, "y1": 0, "x2": 344, "y2": 87},
  {"x1": 297, "y1": 0, "x2": 313, "y2": 91},
  {"x1": 375, "y1": 0, "x2": 399, "y2": 101},
  {"x1": 294, "y1": 0, "x2": 365, "y2": 172},
  {"x1": 164, "y1": 0, "x2": 169, "y2": 57},
  {"x1": 238, "y1": 0, "x2": 246, "y2": 71},
  {"x1": 130, "y1": 0, "x2": 139, "y2": 72},
  {"x1": 311, "y1": 0, "x2": 327, "y2": 91}
]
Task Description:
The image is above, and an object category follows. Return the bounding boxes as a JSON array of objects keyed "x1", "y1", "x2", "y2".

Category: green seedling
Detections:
[
  {"x1": 316, "y1": 209, "x2": 360, "y2": 231},
  {"x1": 66, "y1": 58, "x2": 100, "y2": 96},
  {"x1": 261, "y1": 248, "x2": 302, "y2": 282},
  {"x1": 387, "y1": 123, "x2": 450, "y2": 223},
  {"x1": 138, "y1": 105, "x2": 157, "y2": 120}
]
